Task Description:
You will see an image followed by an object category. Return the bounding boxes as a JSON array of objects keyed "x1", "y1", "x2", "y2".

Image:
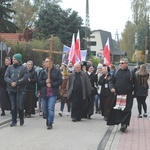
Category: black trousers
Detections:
[{"x1": 136, "y1": 96, "x2": 147, "y2": 114}]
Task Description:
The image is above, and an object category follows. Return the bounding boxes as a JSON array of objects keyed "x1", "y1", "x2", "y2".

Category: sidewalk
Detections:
[{"x1": 105, "y1": 89, "x2": 150, "y2": 150}]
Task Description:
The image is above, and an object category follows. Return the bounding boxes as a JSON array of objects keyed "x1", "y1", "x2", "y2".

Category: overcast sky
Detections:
[{"x1": 60, "y1": 0, "x2": 133, "y2": 39}]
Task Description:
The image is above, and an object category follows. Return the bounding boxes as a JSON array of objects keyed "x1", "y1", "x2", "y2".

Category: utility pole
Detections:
[
  {"x1": 115, "y1": 29, "x2": 120, "y2": 49},
  {"x1": 115, "y1": 29, "x2": 121, "y2": 59},
  {"x1": 85, "y1": 0, "x2": 91, "y2": 58}
]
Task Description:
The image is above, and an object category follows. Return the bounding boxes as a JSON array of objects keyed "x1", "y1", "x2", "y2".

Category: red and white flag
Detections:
[
  {"x1": 103, "y1": 37, "x2": 111, "y2": 66},
  {"x1": 75, "y1": 30, "x2": 81, "y2": 62},
  {"x1": 68, "y1": 34, "x2": 76, "y2": 64}
]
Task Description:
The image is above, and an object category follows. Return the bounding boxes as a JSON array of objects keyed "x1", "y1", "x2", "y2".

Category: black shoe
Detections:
[
  {"x1": 58, "y1": 112, "x2": 62, "y2": 117},
  {"x1": 143, "y1": 114, "x2": 147, "y2": 117},
  {"x1": 47, "y1": 124, "x2": 52, "y2": 130},
  {"x1": 72, "y1": 118, "x2": 81, "y2": 122},
  {"x1": 120, "y1": 124, "x2": 127, "y2": 132},
  {"x1": 72, "y1": 118, "x2": 77, "y2": 122},
  {"x1": 20, "y1": 120, "x2": 24, "y2": 126},
  {"x1": 1, "y1": 111, "x2": 5, "y2": 116},
  {"x1": 87, "y1": 115, "x2": 91, "y2": 119},
  {"x1": 77, "y1": 118, "x2": 81, "y2": 121},
  {"x1": 138, "y1": 114, "x2": 142, "y2": 118},
  {"x1": 10, "y1": 122, "x2": 17, "y2": 127},
  {"x1": 43, "y1": 115, "x2": 46, "y2": 119}
]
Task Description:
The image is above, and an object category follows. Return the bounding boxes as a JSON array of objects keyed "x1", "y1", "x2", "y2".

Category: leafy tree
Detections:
[
  {"x1": 131, "y1": 0, "x2": 150, "y2": 53},
  {"x1": 120, "y1": 21, "x2": 136, "y2": 61},
  {"x1": 0, "y1": 0, "x2": 18, "y2": 32},
  {"x1": 132, "y1": 50, "x2": 144, "y2": 62},
  {"x1": 131, "y1": 0, "x2": 149, "y2": 26},
  {"x1": 12, "y1": 0, "x2": 37, "y2": 32},
  {"x1": 35, "y1": 3, "x2": 84, "y2": 47},
  {"x1": 33, "y1": 0, "x2": 62, "y2": 7}
]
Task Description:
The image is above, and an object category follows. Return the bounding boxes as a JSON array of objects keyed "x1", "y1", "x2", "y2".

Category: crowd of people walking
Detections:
[{"x1": 0, "y1": 54, "x2": 149, "y2": 132}]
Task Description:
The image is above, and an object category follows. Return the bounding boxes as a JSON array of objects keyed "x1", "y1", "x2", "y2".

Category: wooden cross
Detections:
[{"x1": 32, "y1": 35, "x2": 68, "y2": 80}]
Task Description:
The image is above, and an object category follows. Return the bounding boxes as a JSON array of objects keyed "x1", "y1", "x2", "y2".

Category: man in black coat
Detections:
[{"x1": 108, "y1": 58, "x2": 134, "y2": 132}]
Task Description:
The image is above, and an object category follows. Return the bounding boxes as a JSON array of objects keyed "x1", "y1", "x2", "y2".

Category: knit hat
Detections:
[{"x1": 13, "y1": 53, "x2": 22, "y2": 63}]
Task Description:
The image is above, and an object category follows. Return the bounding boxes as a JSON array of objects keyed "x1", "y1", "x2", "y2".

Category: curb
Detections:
[
  {"x1": 104, "y1": 125, "x2": 120, "y2": 150},
  {"x1": 97, "y1": 126, "x2": 114, "y2": 150},
  {"x1": 0, "y1": 117, "x2": 11, "y2": 127}
]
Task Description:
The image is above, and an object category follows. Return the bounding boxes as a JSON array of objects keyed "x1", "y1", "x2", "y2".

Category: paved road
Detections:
[{"x1": 0, "y1": 103, "x2": 110, "y2": 150}]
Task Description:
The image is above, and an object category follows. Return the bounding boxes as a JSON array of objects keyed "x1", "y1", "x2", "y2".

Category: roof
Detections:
[{"x1": 0, "y1": 33, "x2": 25, "y2": 42}]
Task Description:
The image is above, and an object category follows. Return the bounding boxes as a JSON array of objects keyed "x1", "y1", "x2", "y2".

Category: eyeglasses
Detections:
[{"x1": 119, "y1": 62, "x2": 125, "y2": 65}]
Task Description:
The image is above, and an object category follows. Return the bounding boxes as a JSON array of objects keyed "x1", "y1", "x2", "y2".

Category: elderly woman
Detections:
[
  {"x1": 25, "y1": 60, "x2": 37, "y2": 118},
  {"x1": 98, "y1": 65, "x2": 112, "y2": 121}
]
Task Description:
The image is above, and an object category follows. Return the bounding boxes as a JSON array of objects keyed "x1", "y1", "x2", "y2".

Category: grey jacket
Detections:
[{"x1": 67, "y1": 71, "x2": 92, "y2": 100}]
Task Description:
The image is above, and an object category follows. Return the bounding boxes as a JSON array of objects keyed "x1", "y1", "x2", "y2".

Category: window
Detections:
[
  {"x1": 90, "y1": 51, "x2": 96, "y2": 56},
  {"x1": 90, "y1": 36, "x2": 95, "y2": 38},
  {"x1": 90, "y1": 41, "x2": 96, "y2": 46}
]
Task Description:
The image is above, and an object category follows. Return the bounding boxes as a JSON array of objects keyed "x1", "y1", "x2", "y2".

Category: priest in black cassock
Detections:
[{"x1": 67, "y1": 63, "x2": 92, "y2": 122}]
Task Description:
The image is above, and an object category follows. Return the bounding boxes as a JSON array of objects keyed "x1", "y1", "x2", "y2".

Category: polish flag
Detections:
[
  {"x1": 75, "y1": 30, "x2": 81, "y2": 62},
  {"x1": 68, "y1": 34, "x2": 76, "y2": 64},
  {"x1": 103, "y1": 37, "x2": 111, "y2": 66}
]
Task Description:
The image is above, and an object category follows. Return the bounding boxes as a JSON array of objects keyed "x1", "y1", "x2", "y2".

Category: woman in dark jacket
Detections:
[
  {"x1": 98, "y1": 65, "x2": 113, "y2": 121},
  {"x1": 86, "y1": 64, "x2": 97, "y2": 119},
  {"x1": 0, "y1": 57, "x2": 11, "y2": 116},
  {"x1": 134, "y1": 64, "x2": 149, "y2": 118},
  {"x1": 25, "y1": 60, "x2": 37, "y2": 118}
]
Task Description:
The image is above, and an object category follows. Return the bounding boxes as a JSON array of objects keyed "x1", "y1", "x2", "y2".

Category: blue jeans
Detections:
[
  {"x1": 41, "y1": 98, "x2": 47, "y2": 117},
  {"x1": 45, "y1": 96, "x2": 57, "y2": 126},
  {"x1": 8, "y1": 91, "x2": 25, "y2": 124},
  {"x1": 94, "y1": 94, "x2": 100, "y2": 112}
]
